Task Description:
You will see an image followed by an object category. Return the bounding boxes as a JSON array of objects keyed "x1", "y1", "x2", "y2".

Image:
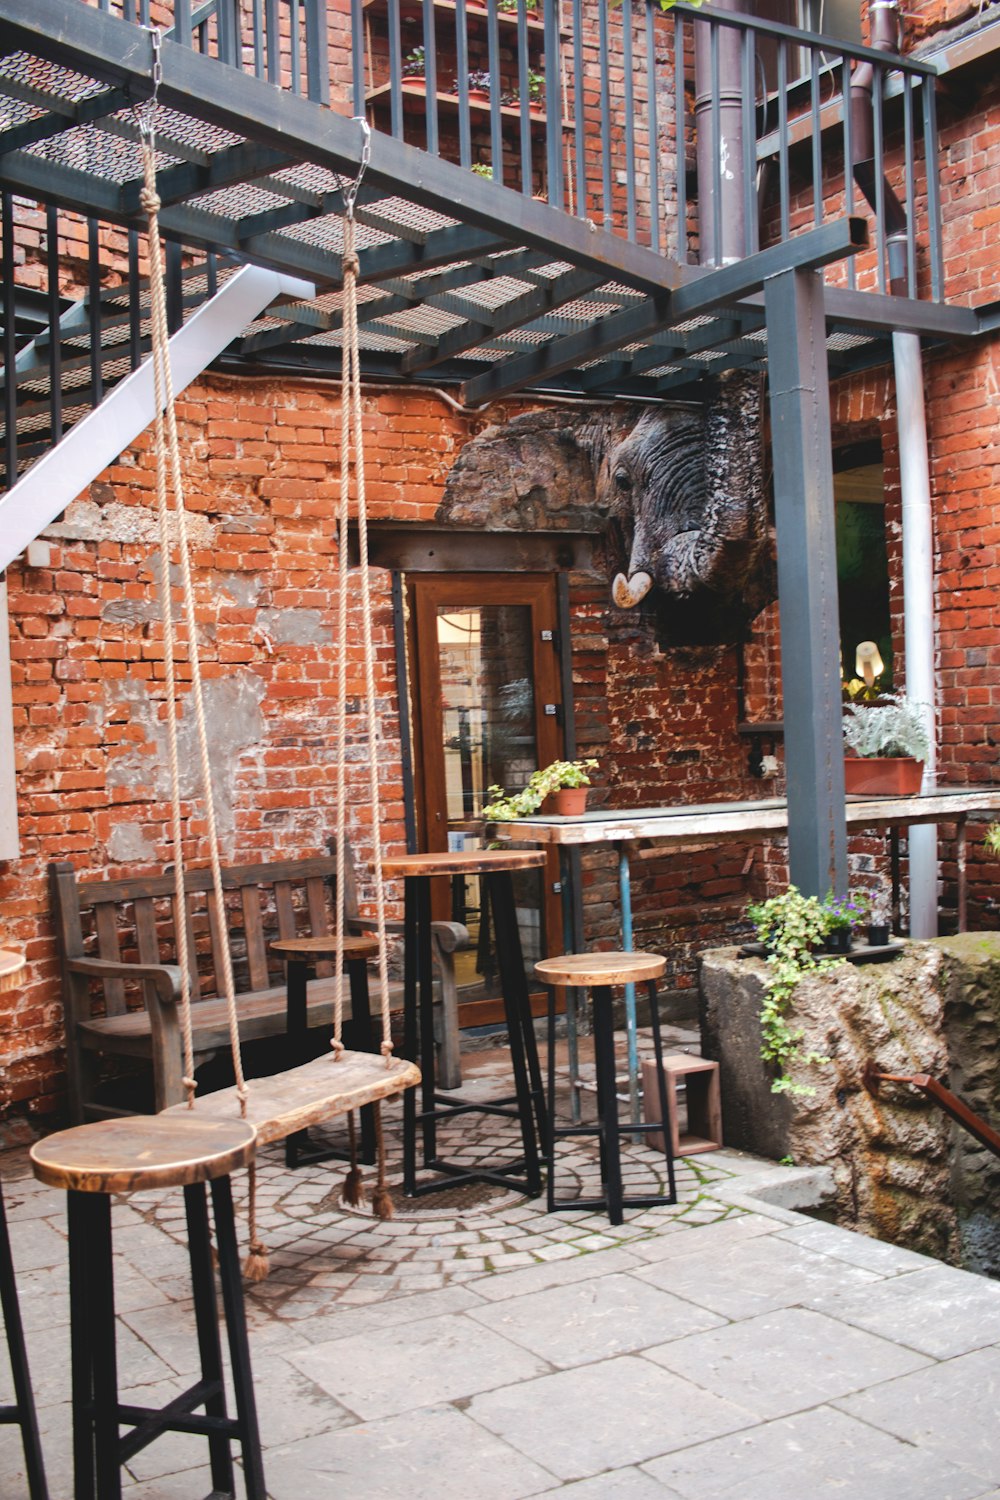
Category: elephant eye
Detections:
[{"x1": 614, "y1": 468, "x2": 632, "y2": 494}]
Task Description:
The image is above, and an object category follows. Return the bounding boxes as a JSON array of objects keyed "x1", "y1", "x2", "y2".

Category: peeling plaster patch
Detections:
[
  {"x1": 107, "y1": 822, "x2": 156, "y2": 863},
  {"x1": 257, "y1": 608, "x2": 329, "y2": 646},
  {"x1": 43, "y1": 501, "x2": 216, "y2": 548},
  {"x1": 101, "y1": 598, "x2": 158, "y2": 625},
  {"x1": 105, "y1": 671, "x2": 266, "y2": 843},
  {"x1": 220, "y1": 574, "x2": 262, "y2": 608}
]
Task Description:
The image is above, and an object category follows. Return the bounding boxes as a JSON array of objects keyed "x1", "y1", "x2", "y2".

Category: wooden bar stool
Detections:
[
  {"x1": 270, "y1": 934, "x2": 379, "y2": 1169},
  {"x1": 383, "y1": 850, "x2": 548, "y2": 1198},
  {"x1": 31, "y1": 1115, "x2": 264, "y2": 1500},
  {"x1": 535, "y1": 951, "x2": 678, "y2": 1226}
]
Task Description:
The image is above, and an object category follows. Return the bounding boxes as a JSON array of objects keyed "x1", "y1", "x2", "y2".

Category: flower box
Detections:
[{"x1": 844, "y1": 756, "x2": 924, "y2": 796}]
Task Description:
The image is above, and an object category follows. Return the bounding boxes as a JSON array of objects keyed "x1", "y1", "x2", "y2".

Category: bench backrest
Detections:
[{"x1": 50, "y1": 854, "x2": 361, "y2": 1016}]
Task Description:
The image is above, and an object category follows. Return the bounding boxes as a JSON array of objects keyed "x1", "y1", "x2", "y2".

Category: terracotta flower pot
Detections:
[
  {"x1": 542, "y1": 787, "x2": 588, "y2": 816},
  {"x1": 843, "y1": 756, "x2": 924, "y2": 796}
]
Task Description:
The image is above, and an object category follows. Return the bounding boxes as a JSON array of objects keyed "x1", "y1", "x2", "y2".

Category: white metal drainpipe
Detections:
[{"x1": 895, "y1": 328, "x2": 938, "y2": 936}]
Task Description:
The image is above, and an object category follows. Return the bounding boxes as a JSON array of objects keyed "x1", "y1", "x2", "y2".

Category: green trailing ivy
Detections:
[{"x1": 746, "y1": 885, "x2": 837, "y2": 1097}]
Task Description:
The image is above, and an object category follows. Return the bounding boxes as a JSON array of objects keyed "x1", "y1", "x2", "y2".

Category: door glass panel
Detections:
[{"x1": 436, "y1": 604, "x2": 543, "y2": 993}]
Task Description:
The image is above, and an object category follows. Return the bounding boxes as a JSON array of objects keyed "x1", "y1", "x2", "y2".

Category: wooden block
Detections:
[{"x1": 642, "y1": 1054, "x2": 722, "y2": 1156}]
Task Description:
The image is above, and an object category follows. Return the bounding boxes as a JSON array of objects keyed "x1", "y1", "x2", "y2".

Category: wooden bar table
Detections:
[
  {"x1": 383, "y1": 850, "x2": 548, "y2": 1198},
  {"x1": 492, "y1": 787, "x2": 1000, "y2": 1115}
]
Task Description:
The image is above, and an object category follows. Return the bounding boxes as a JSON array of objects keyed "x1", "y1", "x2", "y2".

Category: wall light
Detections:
[{"x1": 855, "y1": 640, "x2": 884, "y2": 689}]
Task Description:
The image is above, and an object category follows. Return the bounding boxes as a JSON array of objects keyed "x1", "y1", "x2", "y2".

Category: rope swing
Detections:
[{"x1": 137, "y1": 33, "x2": 414, "y2": 1276}]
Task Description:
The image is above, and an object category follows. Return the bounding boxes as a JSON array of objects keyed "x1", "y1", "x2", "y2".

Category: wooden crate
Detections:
[{"x1": 641, "y1": 1054, "x2": 722, "y2": 1156}]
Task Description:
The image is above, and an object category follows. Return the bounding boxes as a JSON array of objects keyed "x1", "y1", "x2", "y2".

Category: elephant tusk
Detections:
[{"x1": 612, "y1": 570, "x2": 653, "y2": 608}]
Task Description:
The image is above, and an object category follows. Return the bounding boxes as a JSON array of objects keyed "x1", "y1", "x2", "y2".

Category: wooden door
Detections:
[{"x1": 408, "y1": 574, "x2": 563, "y2": 1024}]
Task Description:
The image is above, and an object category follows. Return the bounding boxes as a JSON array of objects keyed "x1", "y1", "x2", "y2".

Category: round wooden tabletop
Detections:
[
  {"x1": 382, "y1": 849, "x2": 545, "y2": 878},
  {"x1": 270, "y1": 934, "x2": 379, "y2": 961},
  {"x1": 31, "y1": 1114, "x2": 257, "y2": 1195},
  {"x1": 0, "y1": 948, "x2": 25, "y2": 994},
  {"x1": 535, "y1": 950, "x2": 667, "y2": 987}
]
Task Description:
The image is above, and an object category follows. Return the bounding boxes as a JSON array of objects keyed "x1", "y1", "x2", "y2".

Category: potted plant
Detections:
[
  {"x1": 820, "y1": 890, "x2": 868, "y2": 953},
  {"x1": 842, "y1": 692, "x2": 931, "y2": 796},
  {"x1": 744, "y1": 885, "x2": 834, "y2": 1095},
  {"x1": 483, "y1": 758, "x2": 598, "y2": 820},
  {"x1": 464, "y1": 69, "x2": 492, "y2": 103},
  {"x1": 867, "y1": 883, "x2": 892, "y2": 947},
  {"x1": 470, "y1": 161, "x2": 495, "y2": 179},
  {"x1": 401, "y1": 46, "x2": 427, "y2": 90}
]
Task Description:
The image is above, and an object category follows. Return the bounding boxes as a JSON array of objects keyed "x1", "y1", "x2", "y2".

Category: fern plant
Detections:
[{"x1": 843, "y1": 692, "x2": 931, "y2": 761}]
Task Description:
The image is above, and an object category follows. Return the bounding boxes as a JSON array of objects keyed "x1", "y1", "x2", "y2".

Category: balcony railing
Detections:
[{"x1": 80, "y1": 0, "x2": 944, "y2": 300}]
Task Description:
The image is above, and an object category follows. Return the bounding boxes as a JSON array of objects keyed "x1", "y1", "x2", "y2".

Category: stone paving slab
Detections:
[{"x1": 2, "y1": 1038, "x2": 1000, "y2": 1497}]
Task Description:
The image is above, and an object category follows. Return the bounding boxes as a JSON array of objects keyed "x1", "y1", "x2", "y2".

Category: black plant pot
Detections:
[
  {"x1": 867, "y1": 923, "x2": 891, "y2": 948},
  {"x1": 825, "y1": 928, "x2": 851, "y2": 953}
]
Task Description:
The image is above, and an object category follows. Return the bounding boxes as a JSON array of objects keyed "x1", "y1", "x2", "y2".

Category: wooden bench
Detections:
[{"x1": 50, "y1": 853, "x2": 467, "y2": 1123}]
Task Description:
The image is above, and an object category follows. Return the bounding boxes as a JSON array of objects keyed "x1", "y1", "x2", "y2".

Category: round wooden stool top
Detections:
[
  {"x1": 0, "y1": 948, "x2": 25, "y2": 994},
  {"x1": 535, "y1": 951, "x2": 667, "y2": 988},
  {"x1": 382, "y1": 849, "x2": 545, "y2": 879},
  {"x1": 31, "y1": 1114, "x2": 257, "y2": 1195},
  {"x1": 270, "y1": 934, "x2": 379, "y2": 962}
]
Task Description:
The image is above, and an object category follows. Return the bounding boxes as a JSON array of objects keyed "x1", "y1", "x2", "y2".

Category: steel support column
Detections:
[{"x1": 764, "y1": 267, "x2": 847, "y2": 898}]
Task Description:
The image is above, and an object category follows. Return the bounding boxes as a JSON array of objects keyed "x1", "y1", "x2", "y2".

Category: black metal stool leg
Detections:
[
  {"x1": 0, "y1": 1183, "x2": 48, "y2": 1500},
  {"x1": 488, "y1": 873, "x2": 544, "y2": 1195},
  {"x1": 209, "y1": 1176, "x2": 266, "y2": 1500},
  {"x1": 285, "y1": 959, "x2": 310, "y2": 1168},
  {"x1": 592, "y1": 986, "x2": 624, "y2": 1226},
  {"x1": 184, "y1": 1184, "x2": 235, "y2": 1497},
  {"x1": 68, "y1": 1191, "x2": 120, "y2": 1500},
  {"x1": 347, "y1": 957, "x2": 378, "y2": 1166},
  {"x1": 545, "y1": 982, "x2": 558, "y2": 1212}
]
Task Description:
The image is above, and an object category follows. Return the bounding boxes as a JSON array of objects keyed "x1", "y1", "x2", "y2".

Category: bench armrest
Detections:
[{"x1": 68, "y1": 956, "x2": 183, "y2": 1005}]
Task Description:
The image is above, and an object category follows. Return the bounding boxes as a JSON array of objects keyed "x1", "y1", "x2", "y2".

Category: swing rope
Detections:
[
  {"x1": 334, "y1": 123, "x2": 396, "y2": 1219},
  {"x1": 136, "y1": 35, "x2": 268, "y2": 1276}
]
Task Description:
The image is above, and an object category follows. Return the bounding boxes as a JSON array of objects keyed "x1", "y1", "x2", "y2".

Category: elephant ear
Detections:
[{"x1": 437, "y1": 411, "x2": 604, "y2": 532}]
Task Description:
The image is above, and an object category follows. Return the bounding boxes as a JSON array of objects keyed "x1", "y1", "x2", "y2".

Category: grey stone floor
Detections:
[{"x1": 3, "y1": 1038, "x2": 1000, "y2": 1499}]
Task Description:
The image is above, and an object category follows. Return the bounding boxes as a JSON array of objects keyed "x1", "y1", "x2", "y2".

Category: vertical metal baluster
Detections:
[
  {"x1": 305, "y1": 0, "x2": 329, "y2": 102},
  {"x1": 127, "y1": 225, "x2": 141, "y2": 373},
  {"x1": 923, "y1": 72, "x2": 943, "y2": 301},
  {"x1": 48, "y1": 207, "x2": 64, "y2": 441},
  {"x1": 544, "y1": 0, "x2": 563, "y2": 207},
  {"x1": 207, "y1": 250, "x2": 218, "y2": 299},
  {"x1": 740, "y1": 26, "x2": 757, "y2": 255},
  {"x1": 674, "y1": 9, "x2": 686, "y2": 263},
  {"x1": 488, "y1": 0, "x2": 502, "y2": 179},
  {"x1": 572, "y1": 0, "x2": 585, "y2": 219},
  {"x1": 175, "y1": 0, "x2": 192, "y2": 49},
  {"x1": 518, "y1": 0, "x2": 531, "y2": 195},
  {"x1": 710, "y1": 19, "x2": 721, "y2": 265},
  {"x1": 252, "y1": 0, "x2": 265, "y2": 78},
  {"x1": 645, "y1": 0, "x2": 660, "y2": 252},
  {"x1": 873, "y1": 59, "x2": 886, "y2": 294},
  {"x1": 842, "y1": 48, "x2": 856, "y2": 290},
  {"x1": 810, "y1": 42, "x2": 821, "y2": 226},
  {"x1": 351, "y1": 0, "x2": 364, "y2": 113},
  {"x1": 290, "y1": 0, "x2": 302, "y2": 95},
  {"x1": 166, "y1": 241, "x2": 183, "y2": 335},
  {"x1": 622, "y1": 1, "x2": 636, "y2": 239},
  {"x1": 422, "y1": 0, "x2": 438, "y2": 155},
  {"x1": 777, "y1": 38, "x2": 789, "y2": 243},
  {"x1": 88, "y1": 218, "x2": 103, "y2": 412},
  {"x1": 2, "y1": 194, "x2": 16, "y2": 492},
  {"x1": 456, "y1": 0, "x2": 472, "y2": 170},
  {"x1": 268, "y1": 0, "x2": 282, "y2": 84},
  {"x1": 598, "y1": 0, "x2": 611, "y2": 227},
  {"x1": 387, "y1": 0, "x2": 402, "y2": 138},
  {"x1": 904, "y1": 72, "x2": 916, "y2": 298},
  {"x1": 218, "y1": 0, "x2": 238, "y2": 67},
  {"x1": 122, "y1": 0, "x2": 135, "y2": 22},
  {"x1": 139, "y1": 0, "x2": 150, "y2": 26}
]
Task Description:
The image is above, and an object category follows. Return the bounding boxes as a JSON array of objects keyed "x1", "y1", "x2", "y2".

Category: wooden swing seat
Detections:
[{"x1": 165, "y1": 1052, "x2": 420, "y2": 1145}]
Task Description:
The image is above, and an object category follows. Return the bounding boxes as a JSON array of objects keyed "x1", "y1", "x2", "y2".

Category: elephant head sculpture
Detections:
[{"x1": 436, "y1": 372, "x2": 772, "y2": 645}]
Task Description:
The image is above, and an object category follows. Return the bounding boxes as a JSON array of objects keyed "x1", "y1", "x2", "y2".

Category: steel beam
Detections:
[
  {"x1": 461, "y1": 216, "x2": 867, "y2": 403},
  {"x1": 765, "y1": 267, "x2": 847, "y2": 899}
]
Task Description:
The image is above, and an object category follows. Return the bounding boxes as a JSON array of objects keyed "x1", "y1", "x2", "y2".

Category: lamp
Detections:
[{"x1": 855, "y1": 640, "x2": 884, "y2": 689}]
